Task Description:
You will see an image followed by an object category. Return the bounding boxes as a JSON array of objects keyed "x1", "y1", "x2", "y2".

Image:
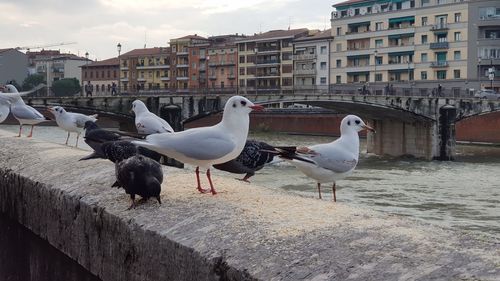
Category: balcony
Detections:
[
  {"x1": 430, "y1": 42, "x2": 449, "y2": 49},
  {"x1": 294, "y1": 69, "x2": 316, "y2": 76},
  {"x1": 293, "y1": 54, "x2": 317, "y2": 60},
  {"x1": 256, "y1": 46, "x2": 280, "y2": 53},
  {"x1": 176, "y1": 76, "x2": 189, "y2": 80},
  {"x1": 256, "y1": 72, "x2": 280, "y2": 78},
  {"x1": 177, "y1": 64, "x2": 189, "y2": 68},
  {"x1": 431, "y1": 24, "x2": 448, "y2": 31},
  {"x1": 209, "y1": 75, "x2": 217, "y2": 80},
  {"x1": 256, "y1": 59, "x2": 280, "y2": 65},
  {"x1": 228, "y1": 74, "x2": 236, "y2": 79},
  {"x1": 160, "y1": 76, "x2": 170, "y2": 81},
  {"x1": 430, "y1": 61, "x2": 449, "y2": 68},
  {"x1": 176, "y1": 50, "x2": 189, "y2": 56}
]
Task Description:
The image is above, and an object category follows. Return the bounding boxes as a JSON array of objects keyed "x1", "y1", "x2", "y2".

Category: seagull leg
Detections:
[
  {"x1": 75, "y1": 133, "x2": 80, "y2": 147},
  {"x1": 16, "y1": 125, "x2": 23, "y2": 137},
  {"x1": 317, "y1": 183, "x2": 322, "y2": 199},
  {"x1": 206, "y1": 168, "x2": 217, "y2": 195},
  {"x1": 195, "y1": 167, "x2": 209, "y2": 193},
  {"x1": 27, "y1": 125, "x2": 34, "y2": 138},
  {"x1": 65, "y1": 132, "x2": 70, "y2": 145},
  {"x1": 332, "y1": 183, "x2": 337, "y2": 202}
]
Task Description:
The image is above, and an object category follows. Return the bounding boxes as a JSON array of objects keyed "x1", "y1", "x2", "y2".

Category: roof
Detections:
[
  {"x1": 176, "y1": 34, "x2": 207, "y2": 40},
  {"x1": 0, "y1": 48, "x2": 13, "y2": 53},
  {"x1": 121, "y1": 47, "x2": 171, "y2": 57},
  {"x1": 236, "y1": 28, "x2": 309, "y2": 43},
  {"x1": 333, "y1": 0, "x2": 371, "y2": 7},
  {"x1": 83, "y1": 57, "x2": 119, "y2": 68},
  {"x1": 294, "y1": 29, "x2": 333, "y2": 42}
]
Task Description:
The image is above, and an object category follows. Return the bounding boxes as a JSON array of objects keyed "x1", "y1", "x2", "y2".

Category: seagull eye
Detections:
[
  {"x1": 355, "y1": 120, "x2": 361, "y2": 125},
  {"x1": 232, "y1": 103, "x2": 236, "y2": 108},
  {"x1": 347, "y1": 121, "x2": 351, "y2": 126},
  {"x1": 240, "y1": 100, "x2": 247, "y2": 106}
]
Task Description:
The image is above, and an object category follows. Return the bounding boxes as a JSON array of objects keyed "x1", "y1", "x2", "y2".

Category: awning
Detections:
[
  {"x1": 434, "y1": 31, "x2": 448, "y2": 35},
  {"x1": 347, "y1": 54, "x2": 370, "y2": 58},
  {"x1": 388, "y1": 51, "x2": 414, "y2": 56},
  {"x1": 346, "y1": 71, "x2": 370, "y2": 75},
  {"x1": 388, "y1": 33, "x2": 414, "y2": 39},
  {"x1": 348, "y1": 21, "x2": 371, "y2": 27},
  {"x1": 389, "y1": 16, "x2": 415, "y2": 24}
]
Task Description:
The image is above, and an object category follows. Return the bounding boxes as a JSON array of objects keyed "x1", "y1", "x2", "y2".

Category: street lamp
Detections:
[
  {"x1": 373, "y1": 50, "x2": 378, "y2": 83},
  {"x1": 84, "y1": 52, "x2": 89, "y2": 96},
  {"x1": 117, "y1": 43, "x2": 122, "y2": 95},
  {"x1": 478, "y1": 57, "x2": 482, "y2": 90},
  {"x1": 490, "y1": 59, "x2": 494, "y2": 90}
]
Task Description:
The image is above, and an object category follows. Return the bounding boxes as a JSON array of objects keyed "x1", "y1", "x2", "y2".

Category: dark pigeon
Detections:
[
  {"x1": 213, "y1": 140, "x2": 275, "y2": 182},
  {"x1": 114, "y1": 154, "x2": 163, "y2": 209}
]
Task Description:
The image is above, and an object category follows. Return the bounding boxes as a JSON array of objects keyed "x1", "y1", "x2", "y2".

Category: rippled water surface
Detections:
[{"x1": 2, "y1": 125, "x2": 499, "y2": 238}]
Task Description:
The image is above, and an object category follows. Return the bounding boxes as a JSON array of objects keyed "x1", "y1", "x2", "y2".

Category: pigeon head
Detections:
[
  {"x1": 223, "y1": 96, "x2": 263, "y2": 116},
  {"x1": 131, "y1": 100, "x2": 148, "y2": 115},
  {"x1": 84, "y1": 120, "x2": 98, "y2": 130},
  {"x1": 48, "y1": 106, "x2": 66, "y2": 117},
  {"x1": 341, "y1": 115, "x2": 375, "y2": 134},
  {"x1": 145, "y1": 176, "x2": 162, "y2": 204}
]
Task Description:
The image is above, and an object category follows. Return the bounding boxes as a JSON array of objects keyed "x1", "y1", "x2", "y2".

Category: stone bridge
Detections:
[{"x1": 24, "y1": 92, "x2": 500, "y2": 160}]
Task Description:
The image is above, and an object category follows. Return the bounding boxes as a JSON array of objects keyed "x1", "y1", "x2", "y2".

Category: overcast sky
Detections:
[{"x1": 1, "y1": 0, "x2": 344, "y2": 61}]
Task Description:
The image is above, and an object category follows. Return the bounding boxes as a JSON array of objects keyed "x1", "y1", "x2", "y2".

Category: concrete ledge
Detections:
[{"x1": 0, "y1": 130, "x2": 499, "y2": 281}]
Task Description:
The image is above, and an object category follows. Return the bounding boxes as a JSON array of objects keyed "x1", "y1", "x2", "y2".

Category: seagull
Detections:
[
  {"x1": 0, "y1": 95, "x2": 12, "y2": 123},
  {"x1": 213, "y1": 139, "x2": 275, "y2": 182},
  {"x1": 131, "y1": 100, "x2": 174, "y2": 134},
  {"x1": 6, "y1": 85, "x2": 50, "y2": 137},
  {"x1": 114, "y1": 154, "x2": 163, "y2": 210},
  {"x1": 48, "y1": 106, "x2": 98, "y2": 147},
  {"x1": 133, "y1": 95, "x2": 264, "y2": 195},
  {"x1": 80, "y1": 121, "x2": 162, "y2": 163},
  {"x1": 273, "y1": 115, "x2": 375, "y2": 202}
]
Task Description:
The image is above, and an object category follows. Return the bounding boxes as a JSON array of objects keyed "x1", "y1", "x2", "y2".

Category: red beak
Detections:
[{"x1": 249, "y1": 105, "x2": 264, "y2": 111}]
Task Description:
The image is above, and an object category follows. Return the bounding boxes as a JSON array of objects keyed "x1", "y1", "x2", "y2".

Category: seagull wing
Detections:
[
  {"x1": 72, "y1": 113, "x2": 97, "y2": 128},
  {"x1": 308, "y1": 143, "x2": 358, "y2": 173},
  {"x1": 11, "y1": 104, "x2": 44, "y2": 120}
]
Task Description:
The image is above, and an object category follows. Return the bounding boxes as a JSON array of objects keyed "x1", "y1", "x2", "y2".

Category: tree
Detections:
[
  {"x1": 22, "y1": 74, "x2": 45, "y2": 91},
  {"x1": 51, "y1": 78, "x2": 81, "y2": 97}
]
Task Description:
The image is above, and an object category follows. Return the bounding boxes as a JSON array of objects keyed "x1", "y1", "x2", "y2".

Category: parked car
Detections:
[{"x1": 474, "y1": 89, "x2": 500, "y2": 100}]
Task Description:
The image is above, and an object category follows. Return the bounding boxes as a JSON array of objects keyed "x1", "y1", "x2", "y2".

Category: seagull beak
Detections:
[
  {"x1": 362, "y1": 124, "x2": 376, "y2": 133},
  {"x1": 249, "y1": 105, "x2": 264, "y2": 111}
]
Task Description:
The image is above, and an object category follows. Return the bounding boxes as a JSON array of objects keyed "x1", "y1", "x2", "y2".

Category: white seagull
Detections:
[
  {"x1": 0, "y1": 95, "x2": 12, "y2": 123},
  {"x1": 131, "y1": 100, "x2": 174, "y2": 134},
  {"x1": 48, "y1": 106, "x2": 98, "y2": 147},
  {"x1": 0, "y1": 84, "x2": 45, "y2": 123},
  {"x1": 6, "y1": 85, "x2": 50, "y2": 137},
  {"x1": 133, "y1": 95, "x2": 263, "y2": 195},
  {"x1": 275, "y1": 115, "x2": 375, "y2": 202}
]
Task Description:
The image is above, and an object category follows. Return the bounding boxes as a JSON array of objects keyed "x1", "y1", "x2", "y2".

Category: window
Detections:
[
  {"x1": 375, "y1": 73, "x2": 382, "y2": 81},
  {"x1": 375, "y1": 39, "x2": 383, "y2": 48},
  {"x1": 454, "y1": 51, "x2": 461, "y2": 60},
  {"x1": 437, "y1": 0, "x2": 446, "y2": 4},
  {"x1": 376, "y1": 22, "x2": 383, "y2": 31},
  {"x1": 336, "y1": 43, "x2": 342, "y2": 52},
  {"x1": 421, "y1": 35, "x2": 428, "y2": 44},
  {"x1": 320, "y1": 62, "x2": 327, "y2": 70},
  {"x1": 336, "y1": 75, "x2": 341, "y2": 84},
  {"x1": 192, "y1": 63, "x2": 196, "y2": 69},
  {"x1": 239, "y1": 56, "x2": 245, "y2": 63},
  {"x1": 455, "y1": 13, "x2": 461, "y2": 22},
  {"x1": 239, "y1": 44, "x2": 245, "y2": 51},
  {"x1": 336, "y1": 59, "x2": 341, "y2": 68},
  {"x1": 320, "y1": 46, "x2": 327, "y2": 54},
  {"x1": 421, "y1": 53, "x2": 428, "y2": 62},
  {"x1": 221, "y1": 68, "x2": 224, "y2": 75},
  {"x1": 422, "y1": 17, "x2": 428, "y2": 26},
  {"x1": 421, "y1": 71, "x2": 427, "y2": 80},
  {"x1": 320, "y1": 77, "x2": 327, "y2": 84},
  {"x1": 421, "y1": 0, "x2": 430, "y2": 5},
  {"x1": 454, "y1": 32, "x2": 461, "y2": 41},
  {"x1": 337, "y1": 27, "x2": 342, "y2": 36},
  {"x1": 375, "y1": 56, "x2": 382, "y2": 65},
  {"x1": 454, "y1": 69, "x2": 460, "y2": 78},
  {"x1": 437, "y1": 70, "x2": 447, "y2": 79}
]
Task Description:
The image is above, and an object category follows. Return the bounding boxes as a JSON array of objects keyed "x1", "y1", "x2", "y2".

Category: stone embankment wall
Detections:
[{"x1": 0, "y1": 131, "x2": 499, "y2": 281}]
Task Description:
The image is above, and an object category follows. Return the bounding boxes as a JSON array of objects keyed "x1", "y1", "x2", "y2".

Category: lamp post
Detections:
[
  {"x1": 490, "y1": 59, "x2": 494, "y2": 90},
  {"x1": 117, "y1": 43, "x2": 122, "y2": 95},
  {"x1": 84, "y1": 52, "x2": 89, "y2": 96},
  {"x1": 478, "y1": 57, "x2": 482, "y2": 90},
  {"x1": 374, "y1": 49, "x2": 378, "y2": 84}
]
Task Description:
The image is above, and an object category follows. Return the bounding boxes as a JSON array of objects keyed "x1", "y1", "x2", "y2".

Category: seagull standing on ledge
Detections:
[
  {"x1": 131, "y1": 100, "x2": 174, "y2": 134},
  {"x1": 48, "y1": 106, "x2": 98, "y2": 147},
  {"x1": 274, "y1": 115, "x2": 375, "y2": 202},
  {"x1": 133, "y1": 96, "x2": 263, "y2": 195},
  {"x1": 6, "y1": 85, "x2": 50, "y2": 137}
]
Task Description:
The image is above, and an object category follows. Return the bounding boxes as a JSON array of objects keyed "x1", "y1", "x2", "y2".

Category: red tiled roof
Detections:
[
  {"x1": 121, "y1": 47, "x2": 171, "y2": 57},
  {"x1": 294, "y1": 29, "x2": 333, "y2": 42},
  {"x1": 84, "y1": 57, "x2": 119, "y2": 67},
  {"x1": 174, "y1": 34, "x2": 207, "y2": 40}
]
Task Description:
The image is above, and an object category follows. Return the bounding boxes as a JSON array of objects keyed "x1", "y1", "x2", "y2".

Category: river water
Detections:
[{"x1": 2, "y1": 125, "x2": 499, "y2": 238}]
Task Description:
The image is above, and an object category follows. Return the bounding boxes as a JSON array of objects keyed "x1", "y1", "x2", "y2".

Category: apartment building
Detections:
[
  {"x1": 33, "y1": 53, "x2": 87, "y2": 91},
  {"x1": 81, "y1": 57, "x2": 119, "y2": 96},
  {"x1": 169, "y1": 35, "x2": 210, "y2": 92},
  {"x1": 207, "y1": 34, "x2": 246, "y2": 90},
  {"x1": 236, "y1": 28, "x2": 310, "y2": 92},
  {"x1": 293, "y1": 29, "x2": 334, "y2": 92},
  {"x1": 119, "y1": 47, "x2": 171, "y2": 94},
  {"x1": 331, "y1": 0, "x2": 500, "y2": 92},
  {"x1": 0, "y1": 48, "x2": 28, "y2": 84}
]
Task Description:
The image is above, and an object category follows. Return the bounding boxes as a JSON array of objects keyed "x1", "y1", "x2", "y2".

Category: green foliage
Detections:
[
  {"x1": 22, "y1": 74, "x2": 45, "y2": 91},
  {"x1": 51, "y1": 78, "x2": 81, "y2": 97}
]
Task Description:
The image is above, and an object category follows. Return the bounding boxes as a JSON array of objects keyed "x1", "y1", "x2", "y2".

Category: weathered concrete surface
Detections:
[{"x1": 0, "y1": 129, "x2": 499, "y2": 281}]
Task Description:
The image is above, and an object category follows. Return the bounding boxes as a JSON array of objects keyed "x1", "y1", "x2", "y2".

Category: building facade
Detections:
[
  {"x1": 236, "y1": 29, "x2": 310, "y2": 93},
  {"x1": 33, "y1": 53, "x2": 87, "y2": 93},
  {"x1": 119, "y1": 47, "x2": 171, "y2": 94},
  {"x1": 293, "y1": 29, "x2": 334, "y2": 92},
  {"x1": 81, "y1": 57, "x2": 119, "y2": 96},
  {"x1": 207, "y1": 34, "x2": 246, "y2": 91},
  {"x1": 330, "y1": 0, "x2": 500, "y2": 93},
  {"x1": 0, "y1": 48, "x2": 28, "y2": 85}
]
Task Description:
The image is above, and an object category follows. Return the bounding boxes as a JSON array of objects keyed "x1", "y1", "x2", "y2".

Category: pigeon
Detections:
[
  {"x1": 213, "y1": 140, "x2": 275, "y2": 182},
  {"x1": 48, "y1": 106, "x2": 97, "y2": 147},
  {"x1": 6, "y1": 85, "x2": 50, "y2": 137},
  {"x1": 114, "y1": 154, "x2": 163, "y2": 210},
  {"x1": 133, "y1": 95, "x2": 264, "y2": 195},
  {"x1": 131, "y1": 100, "x2": 174, "y2": 134},
  {"x1": 273, "y1": 115, "x2": 375, "y2": 202}
]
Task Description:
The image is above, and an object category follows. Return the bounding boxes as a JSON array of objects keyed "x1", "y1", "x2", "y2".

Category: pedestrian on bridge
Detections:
[{"x1": 85, "y1": 81, "x2": 93, "y2": 97}]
